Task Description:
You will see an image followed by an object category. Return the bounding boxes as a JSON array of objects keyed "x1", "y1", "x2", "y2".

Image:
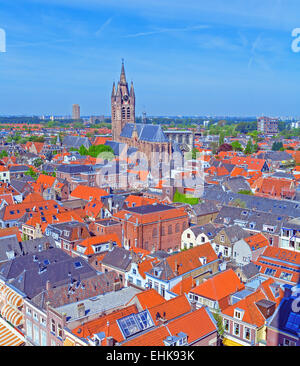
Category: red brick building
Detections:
[
  {"x1": 113, "y1": 203, "x2": 189, "y2": 252},
  {"x1": 89, "y1": 219, "x2": 122, "y2": 241}
]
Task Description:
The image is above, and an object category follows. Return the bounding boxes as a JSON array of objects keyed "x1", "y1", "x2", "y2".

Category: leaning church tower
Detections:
[{"x1": 111, "y1": 60, "x2": 135, "y2": 141}]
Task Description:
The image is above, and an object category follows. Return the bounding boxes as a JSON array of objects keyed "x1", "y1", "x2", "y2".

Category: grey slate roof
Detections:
[
  {"x1": 9, "y1": 165, "x2": 29, "y2": 173},
  {"x1": 257, "y1": 151, "x2": 293, "y2": 161},
  {"x1": 105, "y1": 140, "x2": 127, "y2": 156},
  {"x1": 221, "y1": 225, "x2": 249, "y2": 243},
  {"x1": 56, "y1": 164, "x2": 94, "y2": 174},
  {"x1": 101, "y1": 247, "x2": 136, "y2": 271},
  {"x1": 126, "y1": 203, "x2": 175, "y2": 215},
  {"x1": 201, "y1": 185, "x2": 300, "y2": 218},
  {"x1": 270, "y1": 171, "x2": 295, "y2": 180},
  {"x1": 214, "y1": 206, "x2": 284, "y2": 234},
  {"x1": 0, "y1": 235, "x2": 22, "y2": 263},
  {"x1": 62, "y1": 136, "x2": 91, "y2": 149},
  {"x1": 239, "y1": 262, "x2": 260, "y2": 280},
  {"x1": 20, "y1": 236, "x2": 56, "y2": 255},
  {"x1": 222, "y1": 176, "x2": 251, "y2": 193},
  {"x1": 189, "y1": 223, "x2": 220, "y2": 239},
  {"x1": 120, "y1": 123, "x2": 169, "y2": 143},
  {"x1": 4, "y1": 250, "x2": 97, "y2": 299},
  {"x1": 0, "y1": 247, "x2": 71, "y2": 281},
  {"x1": 191, "y1": 202, "x2": 219, "y2": 217},
  {"x1": 55, "y1": 286, "x2": 142, "y2": 322}
]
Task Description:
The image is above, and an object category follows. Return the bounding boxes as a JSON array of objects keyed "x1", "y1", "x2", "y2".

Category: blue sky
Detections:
[{"x1": 0, "y1": 0, "x2": 300, "y2": 117}]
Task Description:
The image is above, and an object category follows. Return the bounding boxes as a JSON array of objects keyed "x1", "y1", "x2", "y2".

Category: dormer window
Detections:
[{"x1": 234, "y1": 309, "x2": 243, "y2": 320}]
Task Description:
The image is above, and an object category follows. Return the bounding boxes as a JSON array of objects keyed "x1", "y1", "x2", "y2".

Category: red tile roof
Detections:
[{"x1": 190, "y1": 269, "x2": 244, "y2": 303}]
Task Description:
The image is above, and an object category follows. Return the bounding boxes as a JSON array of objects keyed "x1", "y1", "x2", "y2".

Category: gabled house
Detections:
[
  {"x1": 221, "y1": 278, "x2": 284, "y2": 346},
  {"x1": 233, "y1": 233, "x2": 269, "y2": 266},
  {"x1": 145, "y1": 243, "x2": 219, "y2": 299},
  {"x1": 181, "y1": 223, "x2": 220, "y2": 250},
  {"x1": 212, "y1": 225, "x2": 249, "y2": 259},
  {"x1": 188, "y1": 269, "x2": 245, "y2": 313}
]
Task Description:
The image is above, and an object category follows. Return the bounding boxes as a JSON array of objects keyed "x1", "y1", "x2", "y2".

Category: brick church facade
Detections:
[{"x1": 110, "y1": 62, "x2": 172, "y2": 162}]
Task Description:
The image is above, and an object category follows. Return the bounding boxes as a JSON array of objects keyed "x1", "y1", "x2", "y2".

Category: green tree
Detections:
[
  {"x1": 231, "y1": 141, "x2": 243, "y2": 152},
  {"x1": 272, "y1": 141, "x2": 283, "y2": 151},
  {"x1": 25, "y1": 167, "x2": 38, "y2": 180},
  {"x1": 33, "y1": 158, "x2": 43, "y2": 168},
  {"x1": 79, "y1": 145, "x2": 89, "y2": 155},
  {"x1": 213, "y1": 310, "x2": 225, "y2": 345},
  {"x1": 219, "y1": 132, "x2": 225, "y2": 145},
  {"x1": 244, "y1": 139, "x2": 254, "y2": 155}
]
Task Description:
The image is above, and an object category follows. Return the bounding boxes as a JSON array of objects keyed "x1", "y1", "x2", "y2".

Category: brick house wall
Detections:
[
  {"x1": 266, "y1": 328, "x2": 299, "y2": 346},
  {"x1": 89, "y1": 221, "x2": 122, "y2": 242},
  {"x1": 121, "y1": 216, "x2": 188, "y2": 252},
  {"x1": 191, "y1": 331, "x2": 218, "y2": 346}
]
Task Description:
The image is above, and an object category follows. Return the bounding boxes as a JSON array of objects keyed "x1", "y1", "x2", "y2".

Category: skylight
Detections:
[
  {"x1": 74, "y1": 261, "x2": 83, "y2": 269},
  {"x1": 117, "y1": 310, "x2": 154, "y2": 338}
]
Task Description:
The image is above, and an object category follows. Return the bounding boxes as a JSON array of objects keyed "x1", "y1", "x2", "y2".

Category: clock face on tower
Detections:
[{"x1": 123, "y1": 95, "x2": 129, "y2": 102}]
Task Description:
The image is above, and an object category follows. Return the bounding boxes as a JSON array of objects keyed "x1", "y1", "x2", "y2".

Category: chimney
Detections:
[
  {"x1": 283, "y1": 284, "x2": 293, "y2": 299},
  {"x1": 106, "y1": 336, "x2": 114, "y2": 346},
  {"x1": 77, "y1": 303, "x2": 85, "y2": 318},
  {"x1": 46, "y1": 280, "x2": 51, "y2": 291}
]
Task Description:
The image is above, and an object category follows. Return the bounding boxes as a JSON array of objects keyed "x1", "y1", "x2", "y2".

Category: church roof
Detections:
[{"x1": 120, "y1": 123, "x2": 169, "y2": 143}]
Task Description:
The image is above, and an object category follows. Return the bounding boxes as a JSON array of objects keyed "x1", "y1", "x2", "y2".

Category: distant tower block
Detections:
[
  {"x1": 142, "y1": 111, "x2": 147, "y2": 124},
  {"x1": 72, "y1": 104, "x2": 80, "y2": 120}
]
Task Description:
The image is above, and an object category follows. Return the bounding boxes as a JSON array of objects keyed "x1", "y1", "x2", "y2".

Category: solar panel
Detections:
[{"x1": 286, "y1": 313, "x2": 300, "y2": 332}]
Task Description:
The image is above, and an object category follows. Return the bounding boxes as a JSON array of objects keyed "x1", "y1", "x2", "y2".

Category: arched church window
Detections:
[
  {"x1": 127, "y1": 107, "x2": 130, "y2": 119},
  {"x1": 122, "y1": 107, "x2": 126, "y2": 118}
]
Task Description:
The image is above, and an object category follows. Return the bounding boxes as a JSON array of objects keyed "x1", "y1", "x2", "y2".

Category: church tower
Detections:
[{"x1": 111, "y1": 60, "x2": 135, "y2": 141}]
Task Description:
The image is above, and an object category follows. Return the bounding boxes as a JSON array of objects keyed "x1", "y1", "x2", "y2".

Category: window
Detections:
[
  {"x1": 160, "y1": 284, "x2": 165, "y2": 297},
  {"x1": 175, "y1": 224, "x2": 180, "y2": 233},
  {"x1": 223, "y1": 319, "x2": 229, "y2": 332},
  {"x1": 187, "y1": 233, "x2": 190, "y2": 239},
  {"x1": 224, "y1": 247, "x2": 229, "y2": 256},
  {"x1": 132, "y1": 268, "x2": 137, "y2": 275},
  {"x1": 40, "y1": 329, "x2": 47, "y2": 346},
  {"x1": 234, "y1": 323, "x2": 240, "y2": 336},
  {"x1": 284, "y1": 338, "x2": 296, "y2": 346},
  {"x1": 33, "y1": 312, "x2": 38, "y2": 321},
  {"x1": 265, "y1": 267, "x2": 276, "y2": 276},
  {"x1": 168, "y1": 225, "x2": 172, "y2": 235},
  {"x1": 220, "y1": 235, "x2": 225, "y2": 243},
  {"x1": 26, "y1": 319, "x2": 32, "y2": 340},
  {"x1": 234, "y1": 310, "x2": 242, "y2": 319},
  {"x1": 58, "y1": 324, "x2": 63, "y2": 339},
  {"x1": 51, "y1": 339, "x2": 56, "y2": 347},
  {"x1": 136, "y1": 279, "x2": 142, "y2": 287},
  {"x1": 51, "y1": 319, "x2": 56, "y2": 334},
  {"x1": 26, "y1": 307, "x2": 32, "y2": 317},
  {"x1": 152, "y1": 228, "x2": 158, "y2": 238},
  {"x1": 279, "y1": 272, "x2": 293, "y2": 281},
  {"x1": 40, "y1": 318, "x2": 46, "y2": 327},
  {"x1": 33, "y1": 324, "x2": 39, "y2": 345},
  {"x1": 244, "y1": 327, "x2": 251, "y2": 341},
  {"x1": 128, "y1": 276, "x2": 133, "y2": 283}
]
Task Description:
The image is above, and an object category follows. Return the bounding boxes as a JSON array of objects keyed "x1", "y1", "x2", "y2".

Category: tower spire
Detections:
[
  {"x1": 111, "y1": 82, "x2": 116, "y2": 97},
  {"x1": 120, "y1": 59, "x2": 127, "y2": 85}
]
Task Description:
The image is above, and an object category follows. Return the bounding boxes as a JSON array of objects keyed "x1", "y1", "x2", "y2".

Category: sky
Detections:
[{"x1": 0, "y1": 0, "x2": 300, "y2": 117}]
